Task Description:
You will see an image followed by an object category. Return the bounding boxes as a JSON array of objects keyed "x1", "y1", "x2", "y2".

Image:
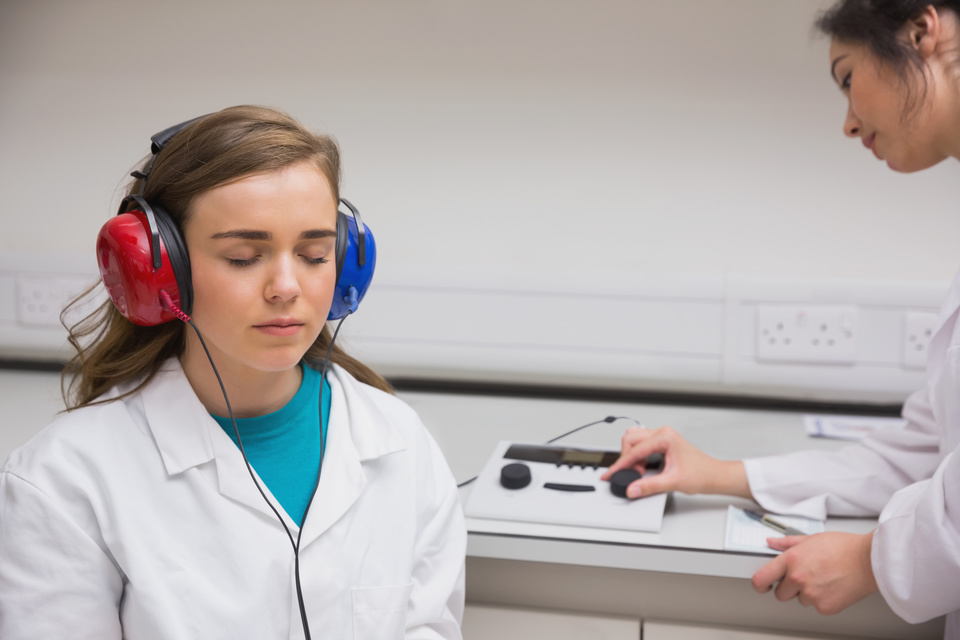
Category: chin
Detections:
[
  {"x1": 887, "y1": 151, "x2": 948, "y2": 173},
  {"x1": 254, "y1": 349, "x2": 311, "y2": 373}
]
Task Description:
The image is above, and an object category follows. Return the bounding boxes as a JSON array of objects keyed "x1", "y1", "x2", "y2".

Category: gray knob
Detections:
[
  {"x1": 500, "y1": 463, "x2": 532, "y2": 490},
  {"x1": 609, "y1": 469, "x2": 642, "y2": 498}
]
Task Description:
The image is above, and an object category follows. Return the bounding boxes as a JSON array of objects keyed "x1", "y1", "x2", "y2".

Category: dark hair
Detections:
[
  {"x1": 816, "y1": 1, "x2": 960, "y2": 110},
  {"x1": 63, "y1": 105, "x2": 393, "y2": 409}
]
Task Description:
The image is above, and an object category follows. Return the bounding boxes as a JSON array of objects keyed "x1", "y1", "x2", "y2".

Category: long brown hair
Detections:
[{"x1": 63, "y1": 105, "x2": 392, "y2": 409}]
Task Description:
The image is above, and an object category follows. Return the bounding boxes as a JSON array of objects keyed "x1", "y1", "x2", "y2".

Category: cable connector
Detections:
[
  {"x1": 344, "y1": 285, "x2": 360, "y2": 315},
  {"x1": 159, "y1": 290, "x2": 191, "y2": 323}
]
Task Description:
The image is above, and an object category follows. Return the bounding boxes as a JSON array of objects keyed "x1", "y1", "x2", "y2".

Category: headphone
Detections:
[{"x1": 96, "y1": 115, "x2": 376, "y2": 326}]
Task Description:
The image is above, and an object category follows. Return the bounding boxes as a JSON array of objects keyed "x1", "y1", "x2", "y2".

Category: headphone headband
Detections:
[
  {"x1": 150, "y1": 114, "x2": 207, "y2": 155},
  {"x1": 119, "y1": 194, "x2": 163, "y2": 269},
  {"x1": 339, "y1": 198, "x2": 367, "y2": 266}
]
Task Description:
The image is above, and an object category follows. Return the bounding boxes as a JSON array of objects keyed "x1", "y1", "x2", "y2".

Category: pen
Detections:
[{"x1": 743, "y1": 508, "x2": 807, "y2": 537}]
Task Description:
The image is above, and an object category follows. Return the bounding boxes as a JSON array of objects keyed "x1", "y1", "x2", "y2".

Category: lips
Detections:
[
  {"x1": 253, "y1": 319, "x2": 304, "y2": 336},
  {"x1": 862, "y1": 133, "x2": 880, "y2": 159}
]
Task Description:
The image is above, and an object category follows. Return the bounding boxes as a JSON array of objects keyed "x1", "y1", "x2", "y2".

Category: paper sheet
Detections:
[
  {"x1": 803, "y1": 414, "x2": 907, "y2": 441},
  {"x1": 724, "y1": 506, "x2": 824, "y2": 555}
]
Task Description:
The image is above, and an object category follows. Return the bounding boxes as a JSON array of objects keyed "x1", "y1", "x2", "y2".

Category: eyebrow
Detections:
[
  {"x1": 830, "y1": 54, "x2": 849, "y2": 83},
  {"x1": 210, "y1": 229, "x2": 336, "y2": 240}
]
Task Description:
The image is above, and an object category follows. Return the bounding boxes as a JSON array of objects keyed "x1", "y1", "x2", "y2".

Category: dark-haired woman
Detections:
[
  {"x1": 0, "y1": 106, "x2": 466, "y2": 639},
  {"x1": 604, "y1": 3, "x2": 960, "y2": 636}
]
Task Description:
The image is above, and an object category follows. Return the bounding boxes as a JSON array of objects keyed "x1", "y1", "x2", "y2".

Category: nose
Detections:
[
  {"x1": 265, "y1": 256, "x2": 301, "y2": 302},
  {"x1": 843, "y1": 101, "x2": 861, "y2": 138}
]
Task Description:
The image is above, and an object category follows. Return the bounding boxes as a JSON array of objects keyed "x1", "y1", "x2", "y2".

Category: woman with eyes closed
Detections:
[
  {"x1": 604, "y1": 2, "x2": 960, "y2": 637},
  {"x1": 0, "y1": 105, "x2": 466, "y2": 640}
]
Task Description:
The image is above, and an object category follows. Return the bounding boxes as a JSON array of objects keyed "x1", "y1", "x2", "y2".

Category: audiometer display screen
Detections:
[{"x1": 503, "y1": 444, "x2": 620, "y2": 468}]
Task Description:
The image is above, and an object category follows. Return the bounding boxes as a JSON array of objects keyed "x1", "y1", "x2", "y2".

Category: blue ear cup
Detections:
[{"x1": 328, "y1": 198, "x2": 375, "y2": 320}]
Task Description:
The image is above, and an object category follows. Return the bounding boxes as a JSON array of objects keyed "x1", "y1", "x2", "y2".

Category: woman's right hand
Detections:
[{"x1": 601, "y1": 426, "x2": 752, "y2": 500}]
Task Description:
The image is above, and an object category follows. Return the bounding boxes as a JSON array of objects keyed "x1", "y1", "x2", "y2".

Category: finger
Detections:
[
  {"x1": 601, "y1": 461, "x2": 646, "y2": 481},
  {"x1": 752, "y1": 555, "x2": 787, "y2": 594},
  {"x1": 774, "y1": 576, "x2": 801, "y2": 603},
  {"x1": 766, "y1": 535, "x2": 805, "y2": 551},
  {"x1": 603, "y1": 430, "x2": 655, "y2": 479},
  {"x1": 603, "y1": 453, "x2": 639, "y2": 478},
  {"x1": 617, "y1": 428, "x2": 655, "y2": 461},
  {"x1": 605, "y1": 435, "x2": 670, "y2": 476},
  {"x1": 626, "y1": 471, "x2": 674, "y2": 499},
  {"x1": 620, "y1": 426, "x2": 650, "y2": 449}
]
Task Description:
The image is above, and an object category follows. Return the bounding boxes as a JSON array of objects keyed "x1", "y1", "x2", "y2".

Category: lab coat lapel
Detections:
[
  {"x1": 141, "y1": 360, "x2": 299, "y2": 527},
  {"x1": 210, "y1": 423, "x2": 301, "y2": 528},
  {"x1": 140, "y1": 362, "x2": 217, "y2": 475},
  {"x1": 297, "y1": 366, "x2": 406, "y2": 548}
]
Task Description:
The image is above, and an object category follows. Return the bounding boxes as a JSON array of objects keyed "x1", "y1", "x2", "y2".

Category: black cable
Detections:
[
  {"x1": 545, "y1": 415, "x2": 641, "y2": 444},
  {"x1": 456, "y1": 415, "x2": 642, "y2": 488},
  {"x1": 165, "y1": 290, "x2": 350, "y2": 640},
  {"x1": 292, "y1": 313, "x2": 348, "y2": 640},
  {"x1": 186, "y1": 318, "x2": 298, "y2": 548}
]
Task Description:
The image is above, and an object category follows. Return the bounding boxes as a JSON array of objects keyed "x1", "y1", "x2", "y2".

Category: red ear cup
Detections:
[{"x1": 97, "y1": 210, "x2": 183, "y2": 326}]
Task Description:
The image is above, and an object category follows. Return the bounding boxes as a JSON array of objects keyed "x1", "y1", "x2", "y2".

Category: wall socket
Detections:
[
  {"x1": 16, "y1": 275, "x2": 93, "y2": 327},
  {"x1": 756, "y1": 304, "x2": 859, "y2": 364},
  {"x1": 902, "y1": 311, "x2": 940, "y2": 370}
]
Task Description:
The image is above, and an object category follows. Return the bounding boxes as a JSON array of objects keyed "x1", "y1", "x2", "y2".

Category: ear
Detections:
[{"x1": 904, "y1": 5, "x2": 941, "y2": 59}]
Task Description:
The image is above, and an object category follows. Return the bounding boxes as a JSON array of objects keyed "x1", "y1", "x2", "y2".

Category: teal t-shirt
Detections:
[{"x1": 211, "y1": 364, "x2": 331, "y2": 526}]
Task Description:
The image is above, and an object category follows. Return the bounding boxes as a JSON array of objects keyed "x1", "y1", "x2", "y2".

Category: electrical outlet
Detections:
[
  {"x1": 902, "y1": 311, "x2": 939, "y2": 370},
  {"x1": 756, "y1": 304, "x2": 858, "y2": 364},
  {"x1": 16, "y1": 275, "x2": 91, "y2": 327}
]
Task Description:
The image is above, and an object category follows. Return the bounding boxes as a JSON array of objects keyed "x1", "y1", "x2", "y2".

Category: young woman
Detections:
[
  {"x1": 0, "y1": 105, "x2": 466, "y2": 639},
  {"x1": 604, "y1": 1, "x2": 960, "y2": 637}
]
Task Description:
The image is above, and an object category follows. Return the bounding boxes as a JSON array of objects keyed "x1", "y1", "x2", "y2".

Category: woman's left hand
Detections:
[{"x1": 751, "y1": 531, "x2": 880, "y2": 615}]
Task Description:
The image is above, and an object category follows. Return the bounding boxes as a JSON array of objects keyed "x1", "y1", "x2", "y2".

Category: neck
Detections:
[
  {"x1": 180, "y1": 342, "x2": 303, "y2": 419},
  {"x1": 949, "y1": 80, "x2": 960, "y2": 161}
]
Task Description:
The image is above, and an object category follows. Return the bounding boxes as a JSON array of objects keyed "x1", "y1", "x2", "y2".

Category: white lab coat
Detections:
[
  {"x1": 0, "y1": 360, "x2": 466, "y2": 640},
  {"x1": 744, "y1": 270, "x2": 960, "y2": 639}
]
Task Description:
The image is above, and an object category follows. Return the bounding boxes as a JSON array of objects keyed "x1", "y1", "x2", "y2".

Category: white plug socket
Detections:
[
  {"x1": 16, "y1": 275, "x2": 91, "y2": 327},
  {"x1": 756, "y1": 304, "x2": 858, "y2": 364},
  {"x1": 902, "y1": 311, "x2": 939, "y2": 370}
]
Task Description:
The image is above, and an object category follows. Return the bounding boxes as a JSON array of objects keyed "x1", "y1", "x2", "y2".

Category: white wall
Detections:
[
  {"x1": 2, "y1": 0, "x2": 959, "y2": 400},
  {"x1": 2, "y1": 0, "x2": 958, "y2": 281}
]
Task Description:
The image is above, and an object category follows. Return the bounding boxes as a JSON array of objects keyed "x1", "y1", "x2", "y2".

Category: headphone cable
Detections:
[{"x1": 161, "y1": 290, "x2": 350, "y2": 640}]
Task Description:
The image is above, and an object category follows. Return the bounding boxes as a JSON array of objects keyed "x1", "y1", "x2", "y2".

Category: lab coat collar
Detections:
[
  {"x1": 140, "y1": 360, "x2": 219, "y2": 476},
  {"x1": 139, "y1": 361, "x2": 281, "y2": 524},
  {"x1": 296, "y1": 365, "x2": 407, "y2": 546},
  {"x1": 139, "y1": 359, "x2": 407, "y2": 540},
  {"x1": 326, "y1": 364, "x2": 407, "y2": 463}
]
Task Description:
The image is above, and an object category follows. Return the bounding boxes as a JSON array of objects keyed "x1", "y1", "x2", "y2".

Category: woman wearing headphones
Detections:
[
  {"x1": 605, "y1": 1, "x2": 960, "y2": 636},
  {"x1": 0, "y1": 105, "x2": 466, "y2": 639}
]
